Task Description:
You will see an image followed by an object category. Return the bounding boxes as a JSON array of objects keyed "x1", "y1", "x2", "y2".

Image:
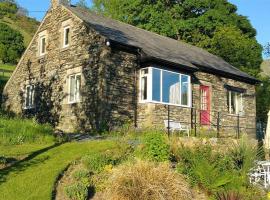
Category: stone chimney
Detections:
[
  {"x1": 51, "y1": 0, "x2": 60, "y2": 9},
  {"x1": 51, "y1": 0, "x2": 70, "y2": 9}
]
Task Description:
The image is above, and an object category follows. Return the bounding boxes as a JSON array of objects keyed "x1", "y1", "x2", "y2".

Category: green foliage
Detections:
[
  {"x1": 82, "y1": 151, "x2": 121, "y2": 173},
  {"x1": 229, "y1": 135, "x2": 263, "y2": 176},
  {"x1": 64, "y1": 182, "x2": 88, "y2": 200},
  {"x1": 256, "y1": 78, "x2": 270, "y2": 123},
  {"x1": 0, "y1": 116, "x2": 54, "y2": 145},
  {"x1": 72, "y1": 169, "x2": 90, "y2": 181},
  {"x1": 136, "y1": 131, "x2": 170, "y2": 162},
  {"x1": 0, "y1": 1, "x2": 17, "y2": 18},
  {"x1": 174, "y1": 138, "x2": 264, "y2": 198},
  {"x1": 92, "y1": 0, "x2": 262, "y2": 74},
  {"x1": 0, "y1": 23, "x2": 25, "y2": 64},
  {"x1": 0, "y1": 155, "x2": 7, "y2": 165}
]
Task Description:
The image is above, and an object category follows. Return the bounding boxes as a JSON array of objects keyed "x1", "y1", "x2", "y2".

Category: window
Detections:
[
  {"x1": 140, "y1": 69, "x2": 148, "y2": 100},
  {"x1": 25, "y1": 85, "x2": 35, "y2": 109},
  {"x1": 68, "y1": 74, "x2": 81, "y2": 103},
  {"x1": 227, "y1": 90, "x2": 243, "y2": 115},
  {"x1": 39, "y1": 35, "x2": 46, "y2": 56},
  {"x1": 140, "y1": 67, "x2": 191, "y2": 107},
  {"x1": 63, "y1": 26, "x2": 70, "y2": 48}
]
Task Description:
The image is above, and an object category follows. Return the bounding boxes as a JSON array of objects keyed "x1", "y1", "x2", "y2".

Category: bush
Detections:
[
  {"x1": 0, "y1": 117, "x2": 54, "y2": 145},
  {"x1": 81, "y1": 150, "x2": 122, "y2": 173},
  {"x1": 176, "y1": 146, "x2": 236, "y2": 193},
  {"x1": 64, "y1": 182, "x2": 88, "y2": 200},
  {"x1": 136, "y1": 131, "x2": 170, "y2": 162},
  {"x1": 103, "y1": 160, "x2": 193, "y2": 200},
  {"x1": 72, "y1": 169, "x2": 90, "y2": 181},
  {"x1": 215, "y1": 191, "x2": 242, "y2": 200}
]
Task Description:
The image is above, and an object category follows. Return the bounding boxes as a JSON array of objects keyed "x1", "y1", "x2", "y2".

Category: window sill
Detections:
[
  {"x1": 23, "y1": 106, "x2": 35, "y2": 110},
  {"x1": 60, "y1": 46, "x2": 71, "y2": 52},
  {"x1": 226, "y1": 113, "x2": 245, "y2": 117},
  {"x1": 67, "y1": 101, "x2": 81, "y2": 105},
  {"x1": 139, "y1": 100, "x2": 191, "y2": 108}
]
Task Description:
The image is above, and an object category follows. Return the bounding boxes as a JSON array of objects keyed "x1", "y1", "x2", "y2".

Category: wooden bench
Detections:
[{"x1": 164, "y1": 120, "x2": 190, "y2": 137}]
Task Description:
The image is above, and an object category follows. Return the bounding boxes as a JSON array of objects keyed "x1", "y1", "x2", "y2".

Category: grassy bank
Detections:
[
  {"x1": 0, "y1": 140, "x2": 116, "y2": 200},
  {"x1": 0, "y1": 117, "x2": 55, "y2": 145}
]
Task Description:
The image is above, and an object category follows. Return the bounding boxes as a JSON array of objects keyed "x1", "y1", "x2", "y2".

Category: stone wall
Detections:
[
  {"x1": 3, "y1": 5, "x2": 137, "y2": 133},
  {"x1": 137, "y1": 70, "x2": 257, "y2": 138}
]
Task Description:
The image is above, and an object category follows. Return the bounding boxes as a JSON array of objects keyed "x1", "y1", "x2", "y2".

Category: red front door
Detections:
[{"x1": 200, "y1": 85, "x2": 210, "y2": 125}]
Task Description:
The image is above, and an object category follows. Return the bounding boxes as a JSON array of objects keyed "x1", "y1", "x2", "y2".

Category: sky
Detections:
[{"x1": 17, "y1": 0, "x2": 270, "y2": 58}]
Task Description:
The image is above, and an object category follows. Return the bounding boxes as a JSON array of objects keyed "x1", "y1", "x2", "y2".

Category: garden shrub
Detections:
[
  {"x1": 103, "y1": 160, "x2": 193, "y2": 200},
  {"x1": 72, "y1": 169, "x2": 90, "y2": 181},
  {"x1": 136, "y1": 131, "x2": 170, "y2": 162},
  {"x1": 64, "y1": 182, "x2": 88, "y2": 200},
  {"x1": 81, "y1": 149, "x2": 124, "y2": 173},
  {"x1": 176, "y1": 145, "x2": 236, "y2": 193}
]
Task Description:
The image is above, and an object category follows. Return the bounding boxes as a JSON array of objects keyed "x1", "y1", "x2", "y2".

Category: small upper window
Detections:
[
  {"x1": 68, "y1": 73, "x2": 81, "y2": 103},
  {"x1": 25, "y1": 85, "x2": 35, "y2": 109},
  {"x1": 63, "y1": 26, "x2": 70, "y2": 48},
  {"x1": 39, "y1": 35, "x2": 46, "y2": 56}
]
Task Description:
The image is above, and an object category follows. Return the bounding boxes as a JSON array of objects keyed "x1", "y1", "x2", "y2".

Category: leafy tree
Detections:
[
  {"x1": 92, "y1": 0, "x2": 262, "y2": 74},
  {"x1": 0, "y1": 23, "x2": 25, "y2": 64}
]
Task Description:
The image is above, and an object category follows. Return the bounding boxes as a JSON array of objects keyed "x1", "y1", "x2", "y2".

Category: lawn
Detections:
[
  {"x1": 0, "y1": 64, "x2": 15, "y2": 79},
  {"x1": 0, "y1": 140, "x2": 116, "y2": 200}
]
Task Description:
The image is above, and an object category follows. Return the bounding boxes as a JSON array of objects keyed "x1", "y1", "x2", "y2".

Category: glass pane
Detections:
[
  {"x1": 69, "y1": 75, "x2": 75, "y2": 102},
  {"x1": 181, "y1": 75, "x2": 189, "y2": 106},
  {"x1": 65, "y1": 28, "x2": 70, "y2": 46},
  {"x1": 76, "y1": 75, "x2": 81, "y2": 101},
  {"x1": 26, "y1": 86, "x2": 30, "y2": 107},
  {"x1": 41, "y1": 37, "x2": 46, "y2": 54},
  {"x1": 152, "y1": 68, "x2": 161, "y2": 101},
  {"x1": 141, "y1": 76, "x2": 147, "y2": 100},
  {"x1": 162, "y1": 71, "x2": 180, "y2": 104},
  {"x1": 231, "y1": 91, "x2": 236, "y2": 114}
]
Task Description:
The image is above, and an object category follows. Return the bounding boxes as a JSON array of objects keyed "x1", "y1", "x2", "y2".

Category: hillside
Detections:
[
  {"x1": 0, "y1": 1, "x2": 39, "y2": 47},
  {"x1": 260, "y1": 59, "x2": 270, "y2": 77},
  {"x1": 0, "y1": 15, "x2": 39, "y2": 46}
]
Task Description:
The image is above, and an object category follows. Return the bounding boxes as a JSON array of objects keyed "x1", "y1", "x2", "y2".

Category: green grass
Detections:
[
  {"x1": 0, "y1": 117, "x2": 55, "y2": 145},
  {"x1": 0, "y1": 140, "x2": 116, "y2": 200},
  {"x1": 0, "y1": 143, "x2": 54, "y2": 158},
  {"x1": 0, "y1": 63, "x2": 15, "y2": 80}
]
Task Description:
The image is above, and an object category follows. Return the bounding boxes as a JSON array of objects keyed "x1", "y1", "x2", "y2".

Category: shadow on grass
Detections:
[{"x1": 0, "y1": 143, "x2": 62, "y2": 184}]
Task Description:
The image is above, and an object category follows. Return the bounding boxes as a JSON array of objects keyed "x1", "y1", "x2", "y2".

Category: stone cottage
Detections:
[{"x1": 3, "y1": 0, "x2": 259, "y2": 136}]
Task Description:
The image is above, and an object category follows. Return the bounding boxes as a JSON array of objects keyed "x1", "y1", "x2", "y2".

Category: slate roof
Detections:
[{"x1": 63, "y1": 4, "x2": 259, "y2": 84}]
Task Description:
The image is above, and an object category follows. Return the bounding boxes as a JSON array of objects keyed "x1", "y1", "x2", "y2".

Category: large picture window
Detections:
[
  {"x1": 227, "y1": 90, "x2": 243, "y2": 115},
  {"x1": 25, "y1": 85, "x2": 35, "y2": 109},
  {"x1": 140, "y1": 67, "x2": 191, "y2": 107},
  {"x1": 68, "y1": 73, "x2": 81, "y2": 103}
]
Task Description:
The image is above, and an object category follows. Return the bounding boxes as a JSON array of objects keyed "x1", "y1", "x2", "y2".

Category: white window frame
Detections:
[
  {"x1": 139, "y1": 67, "x2": 192, "y2": 107},
  {"x1": 63, "y1": 26, "x2": 70, "y2": 48},
  {"x1": 68, "y1": 73, "x2": 81, "y2": 104},
  {"x1": 227, "y1": 90, "x2": 244, "y2": 115},
  {"x1": 24, "y1": 85, "x2": 35, "y2": 109}
]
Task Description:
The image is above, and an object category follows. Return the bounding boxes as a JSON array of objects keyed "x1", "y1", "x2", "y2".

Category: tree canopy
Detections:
[
  {"x1": 92, "y1": 0, "x2": 262, "y2": 75},
  {"x1": 0, "y1": 23, "x2": 25, "y2": 64}
]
